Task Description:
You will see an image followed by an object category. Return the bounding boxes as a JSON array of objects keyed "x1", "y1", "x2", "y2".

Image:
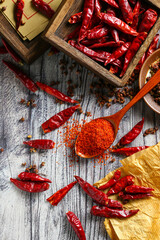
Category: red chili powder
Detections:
[{"x1": 76, "y1": 119, "x2": 114, "y2": 157}]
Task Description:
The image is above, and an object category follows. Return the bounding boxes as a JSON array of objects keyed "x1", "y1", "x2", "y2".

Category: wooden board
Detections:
[
  {"x1": 0, "y1": 13, "x2": 50, "y2": 64},
  {"x1": 43, "y1": 0, "x2": 160, "y2": 86}
]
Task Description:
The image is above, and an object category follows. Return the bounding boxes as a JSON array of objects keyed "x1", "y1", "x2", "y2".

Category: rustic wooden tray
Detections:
[
  {"x1": 0, "y1": 13, "x2": 50, "y2": 64},
  {"x1": 43, "y1": 0, "x2": 160, "y2": 86}
]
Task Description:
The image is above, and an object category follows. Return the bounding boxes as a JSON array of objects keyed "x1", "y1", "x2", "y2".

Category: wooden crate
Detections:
[
  {"x1": 0, "y1": 13, "x2": 50, "y2": 64},
  {"x1": 43, "y1": 0, "x2": 160, "y2": 86}
]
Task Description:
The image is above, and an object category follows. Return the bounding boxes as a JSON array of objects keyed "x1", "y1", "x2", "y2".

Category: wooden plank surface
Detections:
[{"x1": 0, "y1": 40, "x2": 159, "y2": 240}]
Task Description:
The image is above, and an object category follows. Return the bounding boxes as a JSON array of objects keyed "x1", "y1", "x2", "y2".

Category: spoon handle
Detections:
[{"x1": 111, "y1": 68, "x2": 160, "y2": 124}]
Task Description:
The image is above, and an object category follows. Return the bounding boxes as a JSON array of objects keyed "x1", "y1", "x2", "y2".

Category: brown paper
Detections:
[{"x1": 94, "y1": 142, "x2": 160, "y2": 240}]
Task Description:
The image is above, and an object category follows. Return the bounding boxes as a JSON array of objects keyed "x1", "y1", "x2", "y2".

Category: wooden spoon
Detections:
[{"x1": 75, "y1": 69, "x2": 160, "y2": 158}]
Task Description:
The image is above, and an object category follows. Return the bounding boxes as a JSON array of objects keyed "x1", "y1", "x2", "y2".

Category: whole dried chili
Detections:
[
  {"x1": 36, "y1": 81, "x2": 78, "y2": 103},
  {"x1": 75, "y1": 176, "x2": 109, "y2": 206},
  {"x1": 125, "y1": 185, "x2": 154, "y2": 193},
  {"x1": 101, "y1": 0, "x2": 119, "y2": 9},
  {"x1": 120, "y1": 32, "x2": 147, "y2": 77},
  {"x1": 117, "y1": 0, "x2": 133, "y2": 24},
  {"x1": 79, "y1": 0, "x2": 94, "y2": 41},
  {"x1": 95, "y1": 0, "x2": 101, "y2": 16},
  {"x1": 135, "y1": 53, "x2": 146, "y2": 71},
  {"x1": 32, "y1": 0, "x2": 55, "y2": 19},
  {"x1": 90, "y1": 206, "x2": 139, "y2": 218},
  {"x1": 47, "y1": 181, "x2": 77, "y2": 206},
  {"x1": 99, "y1": 13, "x2": 138, "y2": 36},
  {"x1": 88, "y1": 41, "x2": 124, "y2": 49},
  {"x1": 81, "y1": 36, "x2": 109, "y2": 46},
  {"x1": 138, "y1": 9, "x2": 157, "y2": 33},
  {"x1": 97, "y1": 170, "x2": 121, "y2": 190},
  {"x1": 75, "y1": 119, "x2": 114, "y2": 157},
  {"x1": 107, "y1": 199, "x2": 123, "y2": 209},
  {"x1": 10, "y1": 178, "x2": 50, "y2": 192},
  {"x1": 117, "y1": 118, "x2": 144, "y2": 146},
  {"x1": 105, "y1": 42, "x2": 131, "y2": 66},
  {"x1": 2, "y1": 38, "x2": 22, "y2": 64},
  {"x1": 23, "y1": 139, "x2": 55, "y2": 149},
  {"x1": 119, "y1": 191, "x2": 153, "y2": 200},
  {"x1": 66, "y1": 211, "x2": 86, "y2": 240},
  {"x1": 68, "y1": 12, "x2": 82, "y2": 24},
  {"x1": 87, "y1": 26, "x2": 109, "y2": 40},
  {"x1": 0, "y1": 46, "x2": 8, "y2": 54},
  {"x1": 130, "y1": 0, "x2": 141, "y2": 30},
  {"x1": 3, "y1": 60, "x2": 38, "y2": 92},
  {"x1": 146, "y1": 34, "x2": 160, "y2": 59},
  {"x1": 110, "y1": 146, "x2": 149, "y2": 156},
  {"x1": 15, "y1": 0, "x2": 24, "y2": 30},
  {"x1": 92, "y1": 51, "x2": 123, "y2": 68},
  {"x1": 18, "y1": 172, "x2": 52, "y2": 183},
  {"x1": 107, "y1": 175, "x2": 134, "y2": 196},
  {"x1": 42, "y1": 104, "x2": 80, "y2": 134},
  {"x1": 106, "y1": 8, "x2": 120, "y2": 43}
]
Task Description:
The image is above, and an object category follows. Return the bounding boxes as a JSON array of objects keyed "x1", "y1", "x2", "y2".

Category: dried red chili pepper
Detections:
[
  {"x1": 3, "y1": 60, "x2": 38, "y2": 92},
  {"x1": 23, "y1": 139, "x2": 55, "y2": 149},
  {"x1": 106, "y1": 8, "x2": 120, "y2": 43},
  {"x1": 99, "y1": 13, "x2": 138, "y2": 36},
  {"x1": 95, "y1": 0, "x2": 101, "y2": 16},
  {"x1": 75, "y1": 176, "x2": 109, "y2": 206},
  {"x1": 119, "y1": 191, "x2": 153, "y2": 200},
  {"x1": 120, "y1": 32, "x2": 147, "y2": 77},
  {"x1": 138, "y1": 9, "x2": 157, "y2": 33},
  {"x1": 0, "y1": 46, "x2": 8, "y2": 54},
  {"x1": 87, "y1": 26, "x2": 109, "y2": 40},
  {"x1": 10, "y1": 178, "x2": 49, "y2": 192},
  {"x1": 107, "y1": 175, "x2": 134, "y2": 196},
  {"x1": 79, "y1": 0, "x2": 94, "y2": 41},
  {"x1": 107, "y1": 199, "x2": 123, "y2": 209},
  {"x1": 47, "y1": 181, "x2": 77, "y2": 206},
  {"x1": 42, "y1": 104, "x2": 80, "y2": 134},
  {"x1": 18, "y1": 172, "x2": 52, "y2": 183},
  {"x1": 98, "y1": 170, "x2": 121, "y2": 190},
  {"x1": 66, "y1": 211, "x2": 86, "y2": 240},
  {"x1": 36, "y1": 81, "x2": 78, "y2": 103},
  {"x1": 32, "y1": 0, "x2": 54, "y2": 19},
  {"x1": 91, "y1": 206, "x2": 139, "y2": 218},
  {"x1": 117, "y1": 0, "x2": 133, "y2": 24},
  {"x1": 146, "y1": 34, "x2": 160, "y2": 59},
  {"x1": 105, "y1": 42, "x2": 131, "y2": 66},
  {"x1": 65, "y1": 25, "x2": 81, "y2": 40},
  {"x1": 101, "y1": 0, "x2": 119, "y2": 9},
  {"x1": 2, "y1": 39, "x2": 22, "y2": 64},
  {"x1": 81, "y1": 36, "x2": 109, "y2": 46},
  {"x1": 110, "y1": 146, "x2": 149, "y2": 156},
  {"x1": 68, "y1": 12, "x2": 82, "y2": 24},
  {"x1": 125, "y1": 185, "x2": 154, "y2": 194},
  {"x1": 117, "y1": 118, "x2": 144, "y2": 146},
  {"x1": 135, "y1": 53, "x2": 146, "y2": 71},
  {"x1": 130, "y1": 0, "x2": 141, "y2": 30},
  {"x1": 89, "y1": 41, "x2": 124, "y2": 49},
  {"x1": 15, "y1": 0, "x2": 24, "y2": 30}
]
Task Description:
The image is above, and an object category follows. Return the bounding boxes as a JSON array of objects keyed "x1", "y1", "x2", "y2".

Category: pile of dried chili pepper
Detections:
[{"x1": 66, "y1": 0, "x2": 158, "y2": 77}]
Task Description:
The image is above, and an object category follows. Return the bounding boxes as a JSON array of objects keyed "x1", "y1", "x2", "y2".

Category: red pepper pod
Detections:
[
  {"x1": 89, "y1": 41, "x2": 124, "y2": 49},
  {"x1": 10, "y1": 178, "x2": 49, "y2": 192},
  {"x1": 101, "y1": 0, "x2": 119, "y2": 9},
  {"x1": 95, "y1": 0, "x2": 101, "y2": 16},
  {"x1": 98, "y1": 169, "x2": 121, "y2": 190},
  {"x1": 2, "y1": 39, "x2": 22, "y2": 64},
  {"x1": 87, "y1": 26, "x2": 109, "y2": 40},
  {"x1": 18, "y1": 172, "x2": 52, "y2": 183},
  {"x1": 117, "y1": 0, "x2": 133, "y2": 24},
  {"x1": 107, "y1": 175, "x2": 134, "y2": 196},
  {"x1": 81, "y1": 36, "x2": 109, "y2": 46},
  {"x1": 118, "y1": 118, "x2": 144, "y2": 146},
  {"x1": 135, "y1": 53, "x2": 146, "y2": 71},
  {"x1": 146, "y1": 34, "x2": 160, "y2": 59},
  {"x1": 75, "y1": 176, "x2": 109, "y2": 206},
  {"x1": 105, "y1": 42, "x2": 131, "y2": 66},
  {"x1": 15, "y1": 0, "x2": 24, "y2": 30},
  {"x1": 119, "y1": 191, "x2": 153, "y2": 200},
  {"x1": 23, "y1": 139, "x2": 55, "y2": 149},
  {"x1": 0, "y1": 46, "x2": 8, "y2": 54},
  {"x1": 47, "y1": 181, "x2": 77, "y2": 206},
  {"x1": 130, "y1": 0, "x2": 141, "y2": 30},
  {"x1": 110, "y1": 146, "x2": 149, "y2": 156},
  {"x1": 42, "y1": 104, "x2": 80, "y2": 134},
  {"x1": 66, "y1": 211, "x2": 86, "y2": 240},
  {"x1": 99, "y1": 13, "x2": 138, "y2": 36},
  {"x1": 138, "y1": 9, "x2": 158, "y2": 33},
  {"x1": 36, "y1": 81, "x2": 78, "y2": 103},
  {"x1": 125, "y1": 185, "x2": 154, "y2": 194},
  {"x1": 68, "y1": 12, "x2": 82, "y2": 24},
  {"x1": 107, "y1": 199, "x2": 123, "y2": 209},
  {"x1": 91, "y1": 206, "x2": 139, "y2": 218},
  {"x1": 3, "y1": 60, "x2": 38, "y2": 92},
  {"x1": 32, "y1": 0, "x2": 55, "y2": 19}
]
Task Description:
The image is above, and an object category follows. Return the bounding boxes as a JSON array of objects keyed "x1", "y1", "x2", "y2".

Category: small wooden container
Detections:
[{"x1": 43, "y1": 0, "x2": 160, "y2": 86}]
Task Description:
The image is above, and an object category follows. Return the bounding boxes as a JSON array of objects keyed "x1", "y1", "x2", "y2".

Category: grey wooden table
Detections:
[{"x1": 0, "y1": 46, "x2": 159, "y2": 240}]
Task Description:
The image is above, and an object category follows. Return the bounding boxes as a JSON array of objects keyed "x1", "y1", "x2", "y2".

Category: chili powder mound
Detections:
[{"x1": 76, "y1": 119, "x2": 114, "y2": 157}]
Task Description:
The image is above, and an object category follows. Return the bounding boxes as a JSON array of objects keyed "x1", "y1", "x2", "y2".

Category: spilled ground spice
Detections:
[{"x1": 76, "y1": 119, "x2": 114, "y2": 157}]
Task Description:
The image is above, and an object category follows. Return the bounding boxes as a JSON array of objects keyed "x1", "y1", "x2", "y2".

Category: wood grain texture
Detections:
[{"x1": 0, "y1": 40, "x2": 159, "y2": 240}]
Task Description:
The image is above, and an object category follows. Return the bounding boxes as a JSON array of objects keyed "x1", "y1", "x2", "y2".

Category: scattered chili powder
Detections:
[{"x1": 76, "y1": 119, "x2": 114, "y2": 157}]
